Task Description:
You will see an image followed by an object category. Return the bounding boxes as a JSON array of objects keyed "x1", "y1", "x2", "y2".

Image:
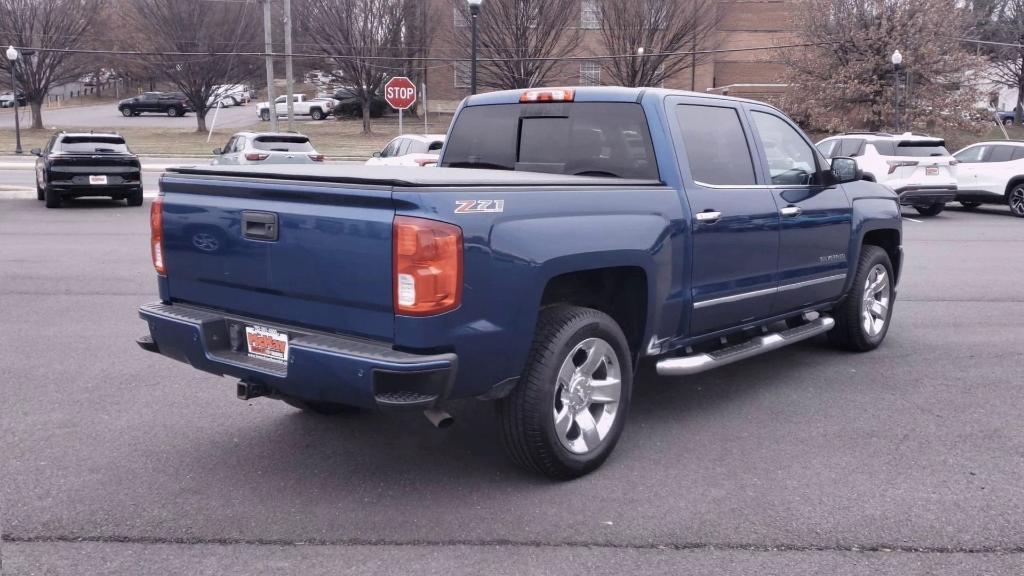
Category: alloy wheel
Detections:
[
  {"x1": 1011, "y1": 187, "x2": 1024, "y2": 217},
  {"x1": 552, "y1": 337, "x2": 622, "y2": 455},
  {"x1": 862, "y1": 264, "x2": 890, "y2": 338}
]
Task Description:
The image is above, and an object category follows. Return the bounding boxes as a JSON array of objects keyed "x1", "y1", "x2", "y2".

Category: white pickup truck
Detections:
[{"x1": 257, "y1": 94, "x2": 337, "y2": 121}]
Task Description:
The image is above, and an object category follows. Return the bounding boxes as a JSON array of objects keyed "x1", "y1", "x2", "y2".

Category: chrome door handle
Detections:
[
  {"x1": 695, "y1": 210, "x2": 722, "y2": 223},
  {"x1": 780, "y1": 206, "x2": 802, "y2": 217}
]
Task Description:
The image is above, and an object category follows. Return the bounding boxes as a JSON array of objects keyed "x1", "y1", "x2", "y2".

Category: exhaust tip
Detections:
[{"x1": 423, "y1": 407, "x2": 454, "y2": 429}]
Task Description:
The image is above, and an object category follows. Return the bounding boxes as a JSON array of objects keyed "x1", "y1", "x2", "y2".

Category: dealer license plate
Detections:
[
  {"x1": 89, "y1": 175, "x2": 108, "y2": 185},
  {"x1": 245, "y1": 325, "x2": 289, "y2": 363},
  {"x1": 925, "y1": 166, "x2": 938, "y2": 176}
]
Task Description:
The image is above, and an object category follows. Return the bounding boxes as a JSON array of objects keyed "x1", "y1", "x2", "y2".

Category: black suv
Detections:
[
  {"x1": 31, "y1": 132, "x2": 143, "y2": 208},
  {"x1": 118, "y1": 92, "x2": 193, "y2": 117}
]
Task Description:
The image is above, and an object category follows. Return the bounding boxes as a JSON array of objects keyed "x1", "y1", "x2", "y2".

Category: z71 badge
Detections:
[{"x1": 455, "y1": 199, "x2": 505, "y2": 214}]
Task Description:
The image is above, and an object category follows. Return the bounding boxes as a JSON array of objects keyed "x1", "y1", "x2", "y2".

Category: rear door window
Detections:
[
  {"x1": 675, "y1": 104, "x2": 756, "y2": 186},
  {"x1": 987, "y1": 145, "x2": 1015, "y2": 163},
  {"x1": 1012, "y1": 147, "x2": 1024, "y2": 161},
  {"x1": 441, "y1": 102, "x2": 659, "y2": 179}
]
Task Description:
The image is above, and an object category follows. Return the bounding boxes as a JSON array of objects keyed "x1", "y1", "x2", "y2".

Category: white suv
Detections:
[
  {"x1": 951, "y1": 141, "x2": 1024, "y2": 218},
  {"x1": 816, "y1": 132, "x2": 958, "y2": 216}
]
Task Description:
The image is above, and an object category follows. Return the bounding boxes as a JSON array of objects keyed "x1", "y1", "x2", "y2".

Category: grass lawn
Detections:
[{"x1": 0, "y1": 113, "x2": 454, "y2": 159}]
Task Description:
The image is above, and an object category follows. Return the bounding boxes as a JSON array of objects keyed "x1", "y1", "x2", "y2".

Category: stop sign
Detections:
[{"x1": 384, "y1": 77, "x2": 417, "y2": 110}]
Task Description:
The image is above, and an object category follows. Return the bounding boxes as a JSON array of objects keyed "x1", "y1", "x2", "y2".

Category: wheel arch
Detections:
[
  {"x1": 1004, "y1": 175, "x2": 1024, "y2": 197},
  {"x1": 861, "y1": 228, "x2": 902, "y2": 284}
]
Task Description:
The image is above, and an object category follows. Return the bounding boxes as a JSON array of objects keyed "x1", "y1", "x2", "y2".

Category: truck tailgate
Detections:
[{"x1": 159, "y1": 174, "x2": 394, "y2": 340}]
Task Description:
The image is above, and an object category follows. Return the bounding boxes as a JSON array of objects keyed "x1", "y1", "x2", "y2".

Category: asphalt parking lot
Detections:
[{"x1": 1, "y1": 199, "x2": 1022, "y2": 574}]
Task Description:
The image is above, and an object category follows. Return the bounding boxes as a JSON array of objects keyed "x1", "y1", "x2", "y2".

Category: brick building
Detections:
[{"x1": 422, "y1": 0, "x2": 796, "y2": 113}]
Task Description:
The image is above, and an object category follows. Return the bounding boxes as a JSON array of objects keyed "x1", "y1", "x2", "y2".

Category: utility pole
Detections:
[
  {"x1": 284, "y1": 0, "x2": 295, "y2": 132},
  {"x1": 263, "y1": 0, "x2": 278, "y2": 132}
]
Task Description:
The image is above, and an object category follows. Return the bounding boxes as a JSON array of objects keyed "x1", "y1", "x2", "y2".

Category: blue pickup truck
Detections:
[{"x1": 138, "y1": 87, "x2": 902, "y2": 479}]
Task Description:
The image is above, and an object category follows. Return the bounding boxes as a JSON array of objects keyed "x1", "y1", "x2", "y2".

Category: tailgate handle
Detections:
[{"x1": 241, "y1": 211, "x2": 279, "y2": 241}]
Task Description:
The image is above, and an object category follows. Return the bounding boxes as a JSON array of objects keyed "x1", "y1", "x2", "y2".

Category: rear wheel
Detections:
[
  {"x1": 1009, "y1": 185, "x2": 1024, "y2": 218},
  {"x1": 1004, "y1": 117, "x2": 1015, "y2": 126},
  {"x1": 914, "y1": 203, "x2": 945, "y2": 217},
  {"x1": 44, "y1": 185, "x2": 61, "y2": 209},
  {"x1": 497, "y1": 305, "x2": 632, "y2": 480},
  {"x1": 36, "y1": 182, "x2": 44, "y2": 201},
  {"x1": 828, "y1": 245, "x2": 894, "y2": 352},
  {"x1": 281, "y1": 397, "x2": 361, "y2": 415},
  {"x1": 127, "y1": 188, "x2": 143, "y2": 207},
  {"x1": 959, "y1": 201, "x2": 981, "y2": 210}
]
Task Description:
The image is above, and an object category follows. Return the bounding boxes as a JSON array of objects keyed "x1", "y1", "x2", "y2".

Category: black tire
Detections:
[
  {"x1": 1009, "y1": 184, "x2": 1024, "y2": 218},
  {"x1": 828, "y1": 245, "x2": 895, "y2": 352},
  {"x1": 36, "y1": 182, "x2": 44, "y2": 201},
  {"x1": 166, "y1": 106, "x2": 181, "y2": 117},
  {"x1": 311, "y1": 108, "x2": 324, "y2": 120},
  {"x1": 127, "y1": 188, "x2": 143, "y2": 207},
  {"x1": 281, "y1": 397, "x2": 361, "y2": 415},
  {"x1": 497, "y1": 305, "x2": 633, "y2": 480},
  {"x1": 914, "y1": 203, "x2": 945, "y2": 217},
  {"x1": 959, "y1": 201, "x2": 981, "y2": 210},
  {"x1": 1004, "y1": 117, "x2": 1014, "y2": 126},
  {"x1": 120, "y1": 107, "x2": 132, "y2": 117},
  {"x1": 260, "y1": 110, "x2": 270, "y2": 121},
  {"x1": 44, "y1": 185, "x2": 61, "y2": 208}
]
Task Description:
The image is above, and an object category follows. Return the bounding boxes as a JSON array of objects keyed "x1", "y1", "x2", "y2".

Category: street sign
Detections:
[{"x1": 384, "y1": 76, "x2": 417, "y2": 110}]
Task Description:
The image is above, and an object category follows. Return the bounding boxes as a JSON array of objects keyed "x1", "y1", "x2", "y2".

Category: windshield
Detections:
[
  {"x1": 252, "y1": 136, "x2": 314, "y2": 152},
  {"x1": 57, "y1": 136, "x2": 130, "y2": 154},
  {"x1": 440, "y1": 102, "x2": 660, "y2": 179},
  {"x1": 894, "y1": 141, "x2": 950, "y2": 157}
]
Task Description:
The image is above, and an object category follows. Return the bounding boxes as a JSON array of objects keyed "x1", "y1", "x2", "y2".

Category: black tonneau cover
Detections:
[{"x1": 164, "y1": 164, "x2": 663, "y2": 188}]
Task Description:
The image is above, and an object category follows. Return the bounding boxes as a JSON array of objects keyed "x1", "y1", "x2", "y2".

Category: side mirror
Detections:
[
  {"x1": 829, "y1": 157, "x2": 862, "y2": 184},
  {"x1": 372, "y1": 151, "x2": 381, "y2": 158},
  {"x1": 30, "y1": 148, "x2": 41, "y2": 157},
  {"x1": 212, "y1": 148, "x2": 223, "y2": 155}
]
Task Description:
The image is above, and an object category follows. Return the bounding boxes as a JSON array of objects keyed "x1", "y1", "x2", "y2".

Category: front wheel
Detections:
[
  {"x1": 166, "y1": 107, "x2": 181, "y2": 117},
  {"x1": 914, "y1": 203, "x2": 945, "y2": 217},
  {"x1": 311, "y1": 108, "x2": 324, "y2": 120},
  {"x1": 1009, "y1": 185, "x2": 1024, "y2": 218},
  {"x1": 120, "y1": 107, "x2": 132, "y2": 117},
  {"x1": 828, "y1": 245, "x2": 895, "y2": 351},
  {"x1": 497, "y1": 305, "x2": 632, "y2": 480},
  {"x1": 260, "y1": 110, "x2": 270, "y2": 121}
]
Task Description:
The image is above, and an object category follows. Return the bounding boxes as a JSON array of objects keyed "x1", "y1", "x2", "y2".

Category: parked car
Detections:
[
  {"x1": 0, "y1": 91, "x2": 26, "y2": 108},
  {"x1": 118, "y1": 92, "x2": 193, "y2": 117},
  {"x1": 211, "y1": 132, "x2": 325, "y2": 165},
  {"x1": 256, "y1": 94, "x2": 336, "y2": 121},
  {"x1": 332, "y1": 87, "x2": 387, "y2": 118},
  {"x1": 816, "y1": 132, "x2": 957, "y2": 216},
  {"x1": 210, "y1": 84, "x2": 250, "y2": 106},
  {"x1": 138, "y1": 87, "x2": 901, "y2": 479},
  {"x1": 365, "y1": 134, "x2": 445, "y2": 167},
  {"x1": 31, "y1": 132, "x2": 142, "y2": 208},
  {"x1": 952, "y1": 140, "x2": 1024, "y2": 217}
]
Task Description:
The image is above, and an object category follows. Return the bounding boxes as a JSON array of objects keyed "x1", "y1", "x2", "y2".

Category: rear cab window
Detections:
[
  {"x1": 440, "y1": 102, "x2": 659, "y2": 180},
  {"x1": 57, "y1": 136, "x2": 130, "y2": 154},
  {"x1": 893, "y1": 140, "x2": 950, "y2": 157},
  {"x1": 252, "y1": 136, "x2": 314, "y2": 152}
]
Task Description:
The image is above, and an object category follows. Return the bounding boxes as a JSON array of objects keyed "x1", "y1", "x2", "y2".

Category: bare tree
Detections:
[
  {"x1": 596, "y1": 0, "x2": 720, "y2": 87},
  {"x1": 452, "y1": 0, "x2": 581, "y2": 90},
  {"x1": 0, "y1": 0, "x2": 102, "y2": 128},
  {"x1": 781, "y1": 0, "x2": 985, "y2": 133},
  {"x1": 983, "y1": 0, "x2": 1024, "y2": 122},
  {"x1": 296, "y1": 0, "x2": 411, "y2": 134},
  {"x1": 121, "y1": 0, "x2": 261, "y2": 132}
]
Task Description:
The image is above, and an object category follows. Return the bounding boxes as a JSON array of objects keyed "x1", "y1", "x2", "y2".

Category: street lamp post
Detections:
[
  {"x1": 468, "y1": 0, "x2": 482, "y2": 95},
  {"x1": 6, "y1": 45, "x2": 23, "y2": 155},
  {"x1": 891, "y1": 49, "x2": 903, "y2": 133}
]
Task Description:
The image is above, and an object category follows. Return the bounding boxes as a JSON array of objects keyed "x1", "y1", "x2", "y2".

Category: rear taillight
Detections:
[
  {"x1": 393, "y1": 216, "x2": 462, "y2": 316},
  {"x1": 150, "y1": 197, "x2": 165, "y2": 275},
  {"x1": 520, "y1": 88, "x2": 575, "y2": 103},
  {"x1": 886, "y1": 160, "x2": 918, "y2": 174},
  {"x1": 308, "y1": 154, "x2": 325, "y2": 162},
  {"x1": 245, "y1": 152, "x2": 269, "y2": 161}
]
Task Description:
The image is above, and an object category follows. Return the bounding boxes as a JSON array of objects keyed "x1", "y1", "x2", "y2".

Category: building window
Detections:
[
  {"x1": 454, "y1": 6, "x2": 469, "y2": 27},
  {"x1": 454, "y1": 61, "x2": 471, "y2": 88},
  {"x1": 581, "y1": 0, "x2": 600, "y2": 29},
  {"x1": 581, "y1": 61, "x2": 601, "y2": 86}
]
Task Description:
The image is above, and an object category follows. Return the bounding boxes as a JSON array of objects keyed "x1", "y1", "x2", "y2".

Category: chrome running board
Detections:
[{"x1": 656, "y1": 316, "x2": 835, "y2": 376}]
